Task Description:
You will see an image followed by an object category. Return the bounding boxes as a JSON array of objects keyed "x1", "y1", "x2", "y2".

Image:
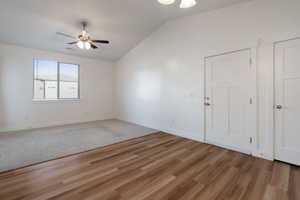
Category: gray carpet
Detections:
[{"x1": 0, "y1": 120, "x2": 157, "y2": 172}]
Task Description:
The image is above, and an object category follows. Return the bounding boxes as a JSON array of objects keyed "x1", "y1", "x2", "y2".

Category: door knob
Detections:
[{"x1": 276, "y1": 105, "x2": 282, "y2": 109}]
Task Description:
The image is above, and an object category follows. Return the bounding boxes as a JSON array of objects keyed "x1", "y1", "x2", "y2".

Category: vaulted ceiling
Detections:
[{"x1": 0, "y1": 0, "x2": 251, "y2": 61}]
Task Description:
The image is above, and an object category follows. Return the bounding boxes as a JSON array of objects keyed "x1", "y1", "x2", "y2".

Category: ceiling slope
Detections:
[{"x1": 0, "y1": 0, "x2": 251, "y2": 61}]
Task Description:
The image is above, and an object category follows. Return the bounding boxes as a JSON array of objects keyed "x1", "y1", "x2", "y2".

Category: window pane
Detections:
[
  {"x1": 59, "y1": 81, "x2": 78, "y2": 99},
  {"x1": 59, "y1": 63, "x2": 79, "y2": 82},
  {"x1": 34, "y1": 80, "x2": 44, "y2": 99},
  {"x1": 45, "y1": 81, "x2": 58, "y2": 99},
  {"x1": 59, "y1": 63, "x2": 79, "y2": 99},
  {"x1": 34, "y1": 60, "x2": 58, "y2": 81},
  {"x1": 34, "y1": 59, "x2": 58, "y2": 99}
]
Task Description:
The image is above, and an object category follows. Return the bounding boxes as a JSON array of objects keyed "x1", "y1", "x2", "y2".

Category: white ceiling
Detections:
[{"x1": 0, "y1": 0, "x2": 251, "y2": 61}]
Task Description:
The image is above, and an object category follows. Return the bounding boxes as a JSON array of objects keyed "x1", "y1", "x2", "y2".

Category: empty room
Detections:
[{"x1": 0, "y1": 0, "x2": 299, "y2": 199}]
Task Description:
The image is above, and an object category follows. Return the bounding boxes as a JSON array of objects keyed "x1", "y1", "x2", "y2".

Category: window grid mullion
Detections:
[
  {"x1": 43, "y1": 80, "x2": 46, "y2": 99},
  {"x1": 57, "y1": 62, "x2": 60, "y2": 99}
]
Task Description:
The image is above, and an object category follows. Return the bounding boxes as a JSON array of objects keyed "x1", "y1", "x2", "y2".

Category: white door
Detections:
[
  {"x1": 205, "y1": 49, "x2": 256, "y2": 154},
  {"x1": 275, "y1": 38, "x2": 300, "y2": 166}
]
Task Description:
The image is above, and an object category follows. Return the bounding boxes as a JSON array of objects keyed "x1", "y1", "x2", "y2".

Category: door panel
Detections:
[
  {"x1": 211, "y1": 86, "x2": 228, "y2": 134},
  {"x1": 205, "y1": 49, "x2": 256, "y2": 154},
  {"x1": 275, "y1": 38, "x2": 300, "y2": 166},
  {"x1": 284, "y1": 45, "x2": 300, "y2": 73},
  {"x1": 229, "y1": 86, "x2": 244, "y2": 134}
]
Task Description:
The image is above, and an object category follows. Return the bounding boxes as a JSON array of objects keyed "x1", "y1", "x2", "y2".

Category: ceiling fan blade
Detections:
[
  {"x1": 90, "y1": 43, "x2": 98, "y2": 49},
  {"x1": 67, "y1": 41, "x2": 78, "y2": 45},
  {"x1": 56, "y1": 32, "x2": 76, "y2": 39},
  {"x1": 91, "y1": 40, "x2": 109, "y2": 44},
  {"x1": 66, "y1": 47, "x2": 75, "y2": 51}
]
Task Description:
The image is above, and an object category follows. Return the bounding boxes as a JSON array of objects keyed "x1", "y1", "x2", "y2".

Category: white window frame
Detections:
[{"x1": 33, "y1": 59, "x2": 80, "y2": 101}]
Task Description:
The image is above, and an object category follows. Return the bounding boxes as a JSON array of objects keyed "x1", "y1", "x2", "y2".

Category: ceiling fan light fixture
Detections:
[
  {"x1": 77, "y1": 41, "x2": 84, "y2": 49},
  {"x1": 85, "y1": 42, "x2": 91, "y2": 50},
  {"x1": 158, "y1": 0, "x2": 175, "y2": 5},
  {"x1": 63, "y1": 21, "x2": 108, "y2": 50},
  {"x1": 180, "y1": 0, "x2": 197, "y2": 8}
]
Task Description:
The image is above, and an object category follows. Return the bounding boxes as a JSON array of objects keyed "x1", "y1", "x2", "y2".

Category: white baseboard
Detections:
[
  {"x1": 161, "y1": 128, "x2": 204, "y2": 143},
  {"x1": 252, "y1": 152, "x2": 274, "y2": 161},
  {"x1": 115, "y1": 117, "x2": 203, "y2": 142},
  {"x1": 0, "y1": 114, "x2": 115, "y2": 133}
]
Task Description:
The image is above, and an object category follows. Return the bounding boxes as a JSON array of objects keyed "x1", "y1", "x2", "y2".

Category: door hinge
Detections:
[
  {"x1": 250, "y1": 137, "x2": 253, "y2": 144},
  {"x1": 249, "y1": 58, "x2": 252, "y2": 66},
  {"x1": 250, "y1": 97, "x2": 253, "y2": 104}
]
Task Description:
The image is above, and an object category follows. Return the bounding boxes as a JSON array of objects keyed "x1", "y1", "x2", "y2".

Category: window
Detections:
[{"x1": 33, "y1": 59, "x2": 79, "y2": 100}]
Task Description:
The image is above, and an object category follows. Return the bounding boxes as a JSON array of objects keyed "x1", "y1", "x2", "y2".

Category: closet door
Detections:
[
  {"x1": 205, "y1": 49, "x2": 256, "y2": 154},
  {"x1": 275, "y1": 38, "x2": 300, "y2": 166}
]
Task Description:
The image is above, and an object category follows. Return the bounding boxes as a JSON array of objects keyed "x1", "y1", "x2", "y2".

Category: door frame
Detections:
[
  {"x1": 273, "y1": 37, "x2": 300, "y2": 161},
  {"x1": 203, "y1": 48, "x2": 258, "y2": 155}
]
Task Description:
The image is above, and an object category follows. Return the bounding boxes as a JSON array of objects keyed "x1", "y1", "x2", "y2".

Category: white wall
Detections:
[
  {"x1": 0, "y1": 43, "x2": 115, "y2": 132},
  {"x1": 116, "y1": 0, "x2": 300, "y2": 160}
]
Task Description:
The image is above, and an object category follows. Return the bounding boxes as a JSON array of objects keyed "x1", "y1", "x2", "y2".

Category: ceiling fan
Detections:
[
  {"x1": 158, "y1": 0, "x2": 196, "y2": 8},
  {"x1": 56, "y1": 22, "x2": 109, "y2": 50}
]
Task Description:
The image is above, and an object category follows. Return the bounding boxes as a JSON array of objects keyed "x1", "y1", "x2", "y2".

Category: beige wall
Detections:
[
  {"x1": 116, "y1": 0, "x2": 300, "y2": 160},
  {"x1": 0, "y1": 43, "x2": 115, "y2": 132}
]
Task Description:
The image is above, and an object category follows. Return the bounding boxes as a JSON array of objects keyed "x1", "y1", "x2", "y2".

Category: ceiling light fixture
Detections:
[
  {"x1": 77, "y1": 41, "x2": 84, "y2": 49},
  {"x1": 60, "y1": 22, "x2": 110, "y2": 50},
  {"x1": 85, "y1": 42, "x2": 91, "y2": 50},
  {"x1": 157, "y1": 0, "x2": 175, "y2": 5},
  {"x1": 158, "y1": 0, "x2": 196, "y2": 8},
  {"x1": 180, "y1": 0, "x2": 197, "y2": 8}
]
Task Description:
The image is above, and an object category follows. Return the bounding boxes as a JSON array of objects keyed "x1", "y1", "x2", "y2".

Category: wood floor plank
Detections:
[
  {"x1": 288, "y1": 166, "x2": 300, "y2": 200},
  {"x1": 0, "y1": 132, "x2": 299, "y2": 200}
]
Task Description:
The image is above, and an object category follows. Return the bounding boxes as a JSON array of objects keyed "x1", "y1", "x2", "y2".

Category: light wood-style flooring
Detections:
[{"x1": 0, "y1": 132, "x2": 299, "y2": 200}]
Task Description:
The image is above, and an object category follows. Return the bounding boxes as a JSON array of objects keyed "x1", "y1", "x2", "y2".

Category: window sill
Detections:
[{"x1": 32, "y1": 99, "x2": 81, "y2": 103}]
